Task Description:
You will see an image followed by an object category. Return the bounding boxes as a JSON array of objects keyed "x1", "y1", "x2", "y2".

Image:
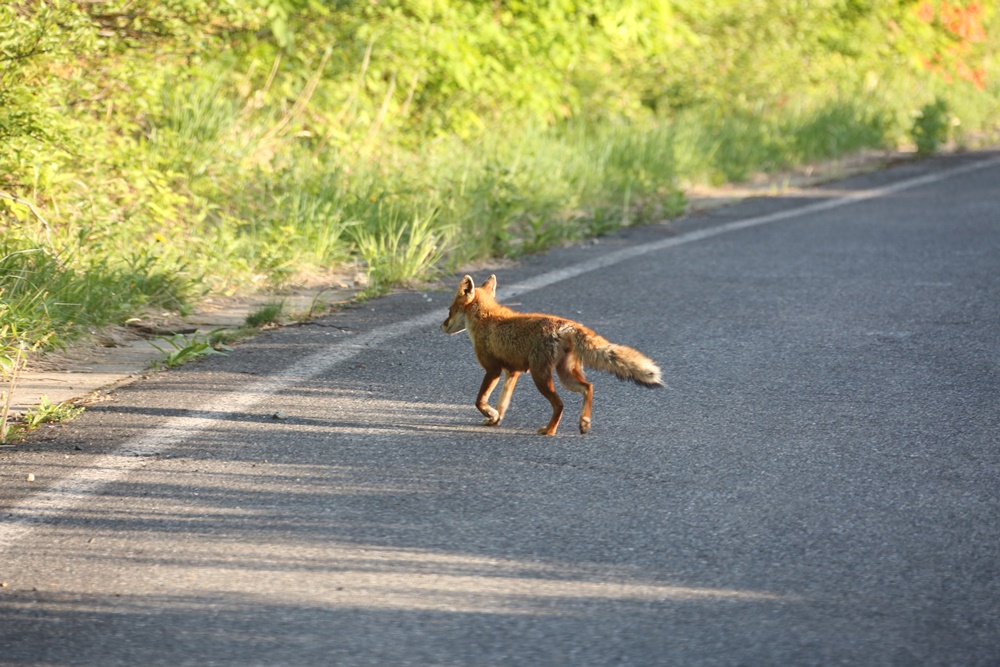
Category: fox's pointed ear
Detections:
[
  {"x1": 459, "y1": 275, "x2": 475, "y2": 298},
  {"x1": 482, "y1": 274, "x2": 497, "y2": 296}
]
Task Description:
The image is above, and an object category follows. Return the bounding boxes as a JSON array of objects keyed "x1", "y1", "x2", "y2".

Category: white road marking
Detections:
[{"x1": 3, "y1": 154, "x2": 999, "y2": 551}]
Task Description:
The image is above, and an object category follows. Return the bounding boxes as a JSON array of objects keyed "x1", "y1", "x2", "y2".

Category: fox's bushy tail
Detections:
[{"x1": 571, "y1": 327, "x2": 663, "y2": 388}]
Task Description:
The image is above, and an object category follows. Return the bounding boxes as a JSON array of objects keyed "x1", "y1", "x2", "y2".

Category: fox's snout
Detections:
[{"x1": 441, "y1": 311, "x2": 466, "y2": 335}]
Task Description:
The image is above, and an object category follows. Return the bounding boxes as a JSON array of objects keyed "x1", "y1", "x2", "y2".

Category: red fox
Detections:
[{"x1": 441, "y1": 274, "x2": 663, "y2": 435}]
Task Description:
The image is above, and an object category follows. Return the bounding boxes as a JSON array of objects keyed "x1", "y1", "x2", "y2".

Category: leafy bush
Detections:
[
  {"x1": 912, "y1": 98, "x2": 952, "y2": 154},
  {"x1": 0, "y1": 0, "x2": 997, "y2": 353}
]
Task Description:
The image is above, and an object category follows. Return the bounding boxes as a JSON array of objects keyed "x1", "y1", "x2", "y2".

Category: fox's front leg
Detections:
[
  {"x1": 492, "y1": 370, "x2": 521, "y2": 425},
  {"x1": 475, "y1": 367, "x2": 502, "y2": 425}
]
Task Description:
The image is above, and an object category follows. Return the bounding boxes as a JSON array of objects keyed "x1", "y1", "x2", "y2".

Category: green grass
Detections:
[
  {"x1": 670, "y1": 100, "x2": 890, "y2": 185},
  {"x1": 0, "y1": 396, "x2": 84, "y2": 445},
  {"x1": 351, "y1": 208, "x2": 451, "y2": 295},
  {"x1": 22, "y1": 396, "x2": 83, "y2": 429},
  {"x1": 2, "y1": 85, "x2": 992, "y2": 359},
  {"x1": 150, "y1": 330, "x2": 231, "y2": 369},
  {"x1": 1, "y1": 1, "x2": 997, "y2": 360},
  {"x1": 0, "y1": 92, "x2": 978, "y2": 357},
  {"x1": 245, "y1": 301, "x2": 285, "y2": 328},
  {"x1": 0, "y1": 235, "x2": 195, "y2": 351},
  {"x1": 912, "y1": 98, "x2": 952, "y2": 155}
]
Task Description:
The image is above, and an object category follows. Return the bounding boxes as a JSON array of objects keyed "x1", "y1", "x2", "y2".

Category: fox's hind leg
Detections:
[
  {"x1": 557, "y1": 356, "x2": 594, "y2": 434},
  {"x1": 530, "y1": 367, "x2": 564, "y2": 436}
]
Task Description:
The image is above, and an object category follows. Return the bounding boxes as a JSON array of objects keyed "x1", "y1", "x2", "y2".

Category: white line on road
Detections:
[{"x1": 3, "y1": 154, "x2": 999, "y2": 552}]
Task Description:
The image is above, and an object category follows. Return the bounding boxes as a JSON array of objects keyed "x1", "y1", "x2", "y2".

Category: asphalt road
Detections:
[{"x1": 2, "y1": 153, "x2": 999, "y2": 666}]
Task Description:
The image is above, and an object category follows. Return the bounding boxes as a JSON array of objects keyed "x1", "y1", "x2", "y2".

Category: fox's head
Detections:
[{"x1": 441, "y1": 274, "x2": 496, "y2": 334}]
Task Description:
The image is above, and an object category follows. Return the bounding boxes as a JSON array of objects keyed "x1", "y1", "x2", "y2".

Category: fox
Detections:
[{"x1": 441, "y1": 274, "x2": 663, "y2": 436}]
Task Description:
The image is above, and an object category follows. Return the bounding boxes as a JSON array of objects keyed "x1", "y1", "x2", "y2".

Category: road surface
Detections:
[{"x1": 2, "y1": 152, "x2": 999, "y2": 666}]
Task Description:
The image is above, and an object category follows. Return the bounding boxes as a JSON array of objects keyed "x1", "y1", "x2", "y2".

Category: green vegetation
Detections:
[
  {"x1": 912, "y1": 97, "x2": 953, "y2": 154},
  {"x1": 0, "y1": 394, "x2": 83, "y2": 445},
  {"x1": 1, "y1": 0, "x2": 998, "y2": 357},
  {"x1": 22, "y1": 396, "x2": 84, "y2": 430},
  {"x1": 0, "y1": 327, "x2": 33, "y2": 443},
  {"x1": 150, "y1": 330, "x2": 232, "y2": 369},
  {"x1": 245, "y1": 300, "x2": 286, "y2": 329}
]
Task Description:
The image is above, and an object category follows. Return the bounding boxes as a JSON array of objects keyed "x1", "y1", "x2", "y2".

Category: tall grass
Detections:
[
  {"x1": 0, "y1": 234, "x2": 194, "y2": 350},
  {"x1": 0, "y1": 88, "x2": 942, "y2": 354},
  {"x1": 2, "y1": 0, "x2": 998, "y2": 355},
  {"x1": 670, "y1": 100, "x2": 890, "y2": 185},
  {"x1": 111, "y1": 91, "x2": 691, "y2": 294}
]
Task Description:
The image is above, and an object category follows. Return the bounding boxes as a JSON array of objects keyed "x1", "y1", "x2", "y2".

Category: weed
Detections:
[
  {"x1": 912, "y1": 98, "x2": 951, "y2": 155},
  {"x1": 303, "y1": 288, "x2": 342, "y2": 319},
  {"x1": 0, "y1": 341, "x2": 25, "y2": 444},
  {"x1": 352, "y1": 208, "x2": 452, "y2": 295},
  {"x1": 0, "y1": 0, "x2": 996, "y2": 355},
  {"x1": 150, "y1": 330, "x2": 232, "y2": 369},
  {"x1": 207, "y1": 327, "x2": 255, "y2": 348},
  {"x1": 0, "y1": 235, "x2": 196, "y2": 352},
  {"x1": 0, "y1": 323, "x2": 49, "y2": 443},
  {"x1": 245, "y1": 301, "x2": 285, "y2": 328},
  {"x1": 22, "y1": 395, "x2": 83, "y2": 429}
]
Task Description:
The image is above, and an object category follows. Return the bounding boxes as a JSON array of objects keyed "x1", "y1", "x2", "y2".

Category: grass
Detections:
[
  {"x1": 150, "y1": 330, "x2": 231, "y2": 369},
  {"x1": 669, "y1": 100, "x2": 890, "y2": 185},
  {"x1": 0, "y1": 331, "x2": 29, "y2": 444},
  {"x1": 245, "y1": 301, "x2": 285, "y2": 328},
  {"x1": 351, "y1": 207, "x2": 452, "y2": 295},
  {"x1": 0, "y1": 235, "x2": 195, "y2": 351},
  {"x1": 912, "y1": 98, "x2": 952, "y2": 155},
  {"x1": 3, "y1": 77, "x2": 997, "y2": 360},
  {"x1": 22, "y1": 396, "x2": 83, "y2": 430},
  {"x1": 0, "y1": 395, "x2": 83, "y2": 446}
]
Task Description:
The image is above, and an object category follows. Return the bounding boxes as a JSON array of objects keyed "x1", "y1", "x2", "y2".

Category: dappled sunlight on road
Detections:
[
  {"x1": 3, "y1": 449, "x2": 790, "y2": 621},
  {"x1": 5, "y1": 537, "x2": 788, "y2": 617}
]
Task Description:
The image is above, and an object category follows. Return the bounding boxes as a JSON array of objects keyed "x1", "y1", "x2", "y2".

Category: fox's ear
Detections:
[
  {"x1": 459, "y1": 275, "x2": 475, "y2": 298},
  {"x1": 482, "y1": 274, "x2": 497, "y2": 296}
]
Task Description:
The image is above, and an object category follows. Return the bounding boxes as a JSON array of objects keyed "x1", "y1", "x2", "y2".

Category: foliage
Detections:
[
  {"x1": 22, "y1": 395, "x2": 83, "y2": 429},
  {"x1": 0, "y1": 325, "x2": 32, "y2": 443},
  {"x1": 0, "y1": 325, "x2": 78, "y2": 442},
  {"x1": 0, "y1": 1, "x2": 94, "y2": 153},
  {"x1": 150, "y1": 330, "x2": 231, "y2": 368},
  {"x1": 910, "y1": 1, "x2": 991, "y2": 90},
  {"x1": 0, "y1": 231, "x2": 195, "y2": 350},
  {"x1": 0, "y1": 0, "x2": 996, "y2": 357},
  {"x1": 912, "y1": 97, "x2": 952, "y2": 154},
  {"x1": 245, "y1": 301, "x2": 285, "y2": 328},
  {"x1": 351, "y1": 208, "x2": 451, "y2": 295}
]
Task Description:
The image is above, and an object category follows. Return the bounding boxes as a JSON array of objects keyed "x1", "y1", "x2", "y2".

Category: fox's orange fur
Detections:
[{"x1": 441, "y1": 274, "x2": 663, "y2": 435}]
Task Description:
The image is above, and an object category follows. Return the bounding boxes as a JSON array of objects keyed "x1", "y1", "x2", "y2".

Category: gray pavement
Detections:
[{"x1": 1, "y1": 152, "x2": 999, "y2": 666}]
